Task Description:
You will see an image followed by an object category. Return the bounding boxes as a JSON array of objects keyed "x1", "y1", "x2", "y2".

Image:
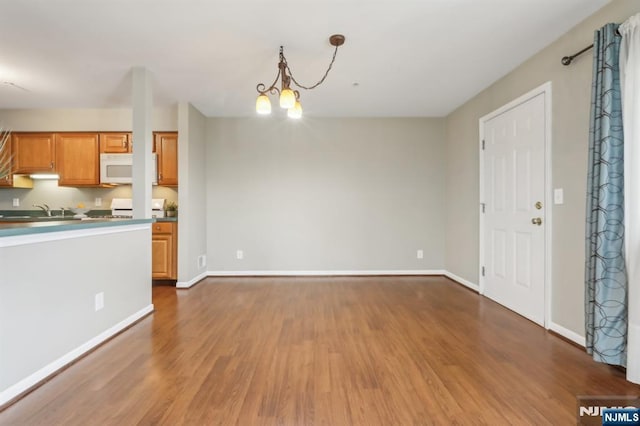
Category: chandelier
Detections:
[{"x1": 255, "y1": 34, "x2": 345, "y2": 119}]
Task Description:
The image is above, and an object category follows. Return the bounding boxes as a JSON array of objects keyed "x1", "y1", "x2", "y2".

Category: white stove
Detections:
[{"x1": 111, "y1": 198, "x2": 166, "y2": 218}]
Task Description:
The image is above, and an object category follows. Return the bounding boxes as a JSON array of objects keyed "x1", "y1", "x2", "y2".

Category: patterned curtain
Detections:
[
  {"x1": 585, "y1": 23, "x2": 627, "y2": 367},
  {"x1": 620, "y1": 13, "x2": 640, "y2": 383}
]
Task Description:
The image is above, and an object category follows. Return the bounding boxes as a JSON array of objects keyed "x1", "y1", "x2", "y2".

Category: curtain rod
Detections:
[
  {"x1": 561, "y1": 44, "x2": 593, "y2": 65},
  {"x1": 562, "y1": 27, "x2": 621, "y2": 66}
]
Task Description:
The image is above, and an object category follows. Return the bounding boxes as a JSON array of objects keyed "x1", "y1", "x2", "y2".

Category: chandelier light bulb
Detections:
[
  {"x1": 287, "y1": 101, "x2": 303, "y2": 119},
  {"x1": 279, "y1": 89, "x2": 296, "y2": 109},
  {"x1": 256, "y1": 94, "x2": 271, "y2": 114}
]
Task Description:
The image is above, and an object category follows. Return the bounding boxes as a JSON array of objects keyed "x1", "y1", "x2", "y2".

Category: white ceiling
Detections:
[{"x1": 0, "y1": 0, "x2": 609, "y2": 117}]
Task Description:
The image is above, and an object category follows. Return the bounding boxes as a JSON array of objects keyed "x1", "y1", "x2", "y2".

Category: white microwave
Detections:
[{"x1": 100, "y1": 153, "x2": 157, "y2": 184}]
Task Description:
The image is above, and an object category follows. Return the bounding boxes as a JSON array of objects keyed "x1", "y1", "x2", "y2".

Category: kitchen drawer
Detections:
[{"x1": 152, "y1": 222, "x2": 173, "y2": 234}]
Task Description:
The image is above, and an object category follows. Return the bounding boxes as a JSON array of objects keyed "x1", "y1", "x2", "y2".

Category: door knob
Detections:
[{"x1": 531, "y1": 217, "x2": 542, "y2": 226}]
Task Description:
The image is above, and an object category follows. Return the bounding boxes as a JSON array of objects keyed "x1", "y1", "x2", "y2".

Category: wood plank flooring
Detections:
[{"x1": 0, "y1": 276, "x2": 638, "y2": 425}]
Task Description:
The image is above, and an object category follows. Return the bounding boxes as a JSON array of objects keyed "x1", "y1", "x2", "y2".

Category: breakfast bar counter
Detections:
[
  {"x1": 0, "y1": 218, "x2": 153, "y2": 238},
  {"x1": 0, "y1": 219, "x2": 155, "y2": 406}
]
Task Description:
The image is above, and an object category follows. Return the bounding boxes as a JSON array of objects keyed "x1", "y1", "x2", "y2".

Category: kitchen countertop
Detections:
[
  {"x1": 155, "y1": 217, "x2": 177, "y2": 222},
  {"x1": 0, "y1": 218, "x2": 154, "y2": 238},
  {"x1": 0, "y1": 216, "x2": 177, "y2": 223},
  {"x1": 0, "y1": 209, "x2": 177, "y2": 223}
]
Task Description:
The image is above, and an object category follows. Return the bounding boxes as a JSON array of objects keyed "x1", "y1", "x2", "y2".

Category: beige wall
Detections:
[
  {"x1": 445, "y1": 0, "x2": 640, "y2": 334},
  {"x1": 0, "y1": 107, "x2": 177, "y2": 131},
  {"x1": 0, "y1": 180, "x2": 177, "y2": 211},
  {"x1": 206, "y1": 117, "x2": 446, "y2": 272},
  {"x1": 177, "y1": 103, "x2": 208, "y2": 285}
]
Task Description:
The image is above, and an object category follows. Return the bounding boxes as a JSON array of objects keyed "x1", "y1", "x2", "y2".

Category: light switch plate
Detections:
[
  {"x1": 554, "y1": 188, "x2": 564, "y2": 205},
  {"x1": 95, "y1": 292, "x2": 104, "y2": 311}
]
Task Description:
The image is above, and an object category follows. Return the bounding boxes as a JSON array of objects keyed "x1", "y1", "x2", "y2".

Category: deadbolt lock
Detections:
[{"x1": 535, "y1": 201, "x2": 542, "y2": 210}]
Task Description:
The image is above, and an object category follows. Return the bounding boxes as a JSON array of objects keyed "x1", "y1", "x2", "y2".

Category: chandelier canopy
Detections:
[{"x1": 255, "y1": 34, "x2": 345, "y2": 119}]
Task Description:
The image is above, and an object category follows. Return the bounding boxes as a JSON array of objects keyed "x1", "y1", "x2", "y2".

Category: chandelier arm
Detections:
[
  {"x1": 284, "y1": 45, "x2": 339, "y2": 91},
  {"x1": 256, "y1": 68, "x2": 282, "y2": 95}
]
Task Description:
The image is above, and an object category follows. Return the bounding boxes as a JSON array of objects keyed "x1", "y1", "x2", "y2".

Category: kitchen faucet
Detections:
[{"x1": 33, "y1": 203, "x2": 51, "y2": 216}]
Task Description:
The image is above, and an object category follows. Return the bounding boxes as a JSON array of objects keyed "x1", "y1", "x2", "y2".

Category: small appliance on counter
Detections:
[{"x1": 110, "y1": 198, "x2": 166, "y2": 218}]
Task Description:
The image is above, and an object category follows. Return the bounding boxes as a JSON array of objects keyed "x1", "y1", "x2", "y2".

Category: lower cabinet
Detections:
[{"x1": 152, "y1": 222, "x2": 177, "y2": 280}]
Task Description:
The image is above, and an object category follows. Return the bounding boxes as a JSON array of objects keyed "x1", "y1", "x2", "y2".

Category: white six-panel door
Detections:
[{"x1": 481, "y1": 91, "x2": 546, "y2": 325}]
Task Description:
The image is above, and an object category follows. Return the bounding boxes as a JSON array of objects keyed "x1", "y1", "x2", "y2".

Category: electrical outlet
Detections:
[
  {"x1": 417, "y1": 249, "x2": 424, "y2": 259},
  {"x1": 12, "y1": 198, "x2": 19, "y2": 207},
  {"x1": 95, "y1": 197, "x2": 102, "y2": 207},
  {"x1": 95, "y1": 292, "x2": 104, "y2": 311},
  {"x1": 198, "y1": 255, "x2": 206, "y2": 268},
  {"x1": 236, "y1": 250, "x2": 243, "y2": 260}
]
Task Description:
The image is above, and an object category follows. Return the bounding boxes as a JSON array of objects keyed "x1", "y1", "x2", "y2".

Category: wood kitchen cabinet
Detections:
[
  {"x1": 56, "y1": 133, "x2": 100, "y2": 186},
  {"x1": 0, "y1": 133, "x2": 10, "y2": 187},
  {"x1": 154, "y1": 132, "x2": 178, "y2": 186},
  {"x1": 152, "y1": 221, "x2": 177, "y2": 280},
  {"x1": 12, "y1": 133, "x2": 56, "y2": 174},
  {"x1": 0, "y1": 134, "x2": 32, "y2": 188},
  {"x1": 99, "y1": 133, "x2": 132, "y2": 153}
]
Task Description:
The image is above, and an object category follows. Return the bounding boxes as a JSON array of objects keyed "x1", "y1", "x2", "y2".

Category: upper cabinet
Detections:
[
  {"x1": 56, "y1": 133, "x2": 100, "y2": 186},
  {"x1": 0, "y1": 134, "x2": 13, "y2": 187},
  {"x1": 0, "y1": 134, "x2": 32, "y2": 188},
  {"x1": 100, "y1": 133, "x2": 132, "y2": 153},
  {"x1": 12, "y1": 133, "x2": 56, "y2": 174},
  {"x1": 154, "y1": 132, "x2": 178, "y2": 186},
  {"x1": 1, "y1": 130, "x2": 178, "y2": 189}
]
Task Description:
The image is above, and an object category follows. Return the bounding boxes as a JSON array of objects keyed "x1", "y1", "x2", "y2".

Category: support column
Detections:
[{"x1": 132, "y1": 67, "x2": 153, "y2": 219}]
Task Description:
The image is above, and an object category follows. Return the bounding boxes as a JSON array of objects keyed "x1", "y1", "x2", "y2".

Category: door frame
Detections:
[{"x1": 478, "y1": 81, "x2": 553, "y2": 328}]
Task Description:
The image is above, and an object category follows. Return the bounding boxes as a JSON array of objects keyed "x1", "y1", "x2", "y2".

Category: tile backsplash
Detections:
[{"x1": 0, "y1": 180, "x2": 178, "y2": 210}]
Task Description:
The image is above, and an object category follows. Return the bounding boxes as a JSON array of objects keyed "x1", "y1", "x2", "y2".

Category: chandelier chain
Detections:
[{"x1": 284, "y1": 45, "x2": 339, "y2": 91}]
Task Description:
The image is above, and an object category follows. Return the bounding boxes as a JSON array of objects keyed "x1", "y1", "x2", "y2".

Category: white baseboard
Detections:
[
  {"x1": 548, "y1": 321, "x2": 586, "y2": 347},
  {"x1": 205, "y1": 270, "x2": 480, "y2": 295},
  {"x1": 206, "y1": 269, "x2": 447, "y2": 277},
  {"x1": 443, "y1": 271, "x2": 479, "y2": 292},
  {"x1": 0, "y1": 304, "x2": 154, "y2": 407},
  {"x1": 176, "y1": 271, "x2": 207, "y2": 289}
]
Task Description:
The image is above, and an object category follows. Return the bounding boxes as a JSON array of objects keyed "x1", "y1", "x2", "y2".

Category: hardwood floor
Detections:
[{"x1": 0, "y1": 276, "x2": 638, "y2": 425}]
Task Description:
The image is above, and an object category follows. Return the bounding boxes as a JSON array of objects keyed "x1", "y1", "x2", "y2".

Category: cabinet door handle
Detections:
[{"x1": 50, "y1": 162, "x2": 54, "y2": 169}]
